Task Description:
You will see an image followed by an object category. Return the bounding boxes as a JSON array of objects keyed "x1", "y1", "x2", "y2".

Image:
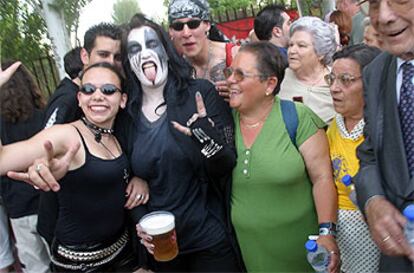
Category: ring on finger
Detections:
[
  {"x1": 186, "y1": 114, "x2": 199, "y2": 127},
  {"x1": 329, "y1": 250, "x2": 338, "y2": 255},
  {"x1": 186, "y1": 128, "x2": 192, "y2": 136},
  {"x1": 135, "y1": 194, "x2": 142, "y2": 202},
  {"x1": 35, "y1": 163, "x2": 43, "y2": 173},
  {"x1": 382, "y1": 235, "x2": 391, "y2": 243}
]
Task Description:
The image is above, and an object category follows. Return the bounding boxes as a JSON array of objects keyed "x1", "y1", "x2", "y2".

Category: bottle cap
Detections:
[
  {"x1": 341, "y1": 175, "x2": 352, "y2": 186},
  {"x1": 305, "y1": 240, "x2": 318, "y2": 252},
  {"x1": 403, "y1": 205, "x2": 414, "y2": 221}
]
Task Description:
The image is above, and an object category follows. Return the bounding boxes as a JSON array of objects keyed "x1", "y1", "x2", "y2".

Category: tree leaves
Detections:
[{"x1": 112, "y1": 0, "x2": 141, "y2": 25}]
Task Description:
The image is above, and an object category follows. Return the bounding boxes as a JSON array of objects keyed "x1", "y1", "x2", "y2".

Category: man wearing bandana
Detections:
[
  {"x1": 168, "y1": 0, "x2": 238, "y2": 101},
  {"x1": 118, "y1": 14, "x2": 243, "y2": 272}
]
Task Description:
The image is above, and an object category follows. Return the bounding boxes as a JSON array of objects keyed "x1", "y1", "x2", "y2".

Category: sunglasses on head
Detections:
[
  {"x1": 223, "y1": 67, "x2": 266, "y2": 82},
  {"x1": 170, "y1": 19, "x2": 202, "y2": 31},
  {"x1": 80, "y1": 83, "x2": 121, "y2": 95}
]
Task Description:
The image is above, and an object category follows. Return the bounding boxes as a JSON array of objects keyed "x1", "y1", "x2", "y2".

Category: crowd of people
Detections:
[{"x1": 1, "y1": 0, "x2": 413, "y2": 272}]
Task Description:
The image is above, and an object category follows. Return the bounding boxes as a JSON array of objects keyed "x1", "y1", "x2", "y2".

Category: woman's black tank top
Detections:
[{"x1": 54, "y1": 127, "x2": 129, "y2": 245}]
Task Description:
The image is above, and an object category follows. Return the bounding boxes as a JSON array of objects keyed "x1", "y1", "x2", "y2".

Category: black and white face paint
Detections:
[{"x1": 127, "y1": 26, "x2": 169, "y2": 87}]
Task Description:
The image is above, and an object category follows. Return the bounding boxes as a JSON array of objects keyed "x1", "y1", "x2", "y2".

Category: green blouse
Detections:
[{"x1": 231, "y1": 97, "x2": 326, "y2": 272}]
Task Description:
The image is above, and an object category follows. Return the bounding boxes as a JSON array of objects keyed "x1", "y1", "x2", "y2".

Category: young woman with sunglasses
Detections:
[{"x1": 0, "y1": 62, "x2": 144, "y2": 272}]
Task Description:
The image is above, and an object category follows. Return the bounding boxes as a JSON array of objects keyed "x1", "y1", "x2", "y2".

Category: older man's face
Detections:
[{"x1": 369, "y1": 0, "x2": 414, "y2": 58}]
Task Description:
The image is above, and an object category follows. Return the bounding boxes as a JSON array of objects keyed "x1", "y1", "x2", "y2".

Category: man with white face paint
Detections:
[{"x1": 118, "y1": 13, "x2": 243, "y2": 272}]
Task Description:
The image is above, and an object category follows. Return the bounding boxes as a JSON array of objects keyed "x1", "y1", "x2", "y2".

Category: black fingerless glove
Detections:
[{"x1": 190, "y1": 117, "x2": 223, "y2": 158}]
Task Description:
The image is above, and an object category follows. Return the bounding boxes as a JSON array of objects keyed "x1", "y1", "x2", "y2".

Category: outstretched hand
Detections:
[
  {"x1": 7, "y1": 140, "x2": 80, "y2": 192},
  {"x1": 0, "y1": 61, "x2": 21, "y2": 87}
]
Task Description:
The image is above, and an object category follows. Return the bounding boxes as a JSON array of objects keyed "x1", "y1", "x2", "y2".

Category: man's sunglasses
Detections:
[
  {"x1": 170, "y1": 19, "x2": 202, "y2": 31},
  {"x1": 80, "y1": 83, "x2": 121, "y2": 95}
]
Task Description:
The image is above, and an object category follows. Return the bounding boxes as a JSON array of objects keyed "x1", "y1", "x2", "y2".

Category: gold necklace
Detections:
[
  {"x1": 240, "y1": 120, "x2": 263, "y2": 129},
  {"x1": 240, "y1": 101, "x2": 274, "y2": 129}
]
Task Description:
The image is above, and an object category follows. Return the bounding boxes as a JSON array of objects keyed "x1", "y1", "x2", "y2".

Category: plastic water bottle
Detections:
[
  {"x1": 403, "y1": 205, "x2": 414, "y2": 248},
  {"x1": 342, "y1": 174, "x2": 357, "y2": 206},
  {"x1": 305, "y1": 239, "x2": 330, "y2": 273}
]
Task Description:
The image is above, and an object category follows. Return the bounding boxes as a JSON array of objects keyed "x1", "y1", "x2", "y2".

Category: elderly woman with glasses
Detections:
[
  {"x1": 225, "y1": 41, "x2": 339, "y2": 273},
  {"x1": 278, "y1": 16, "x2": 337, "y2": 123},
  {"x1": 326, "y1": 44, "x2": 381, "y2": 273}
]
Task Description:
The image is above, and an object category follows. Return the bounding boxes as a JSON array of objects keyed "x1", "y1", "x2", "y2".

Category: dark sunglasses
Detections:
[
  {"x1": 170, "y1": 19, "x2": 202, "y2": 31},
  {"x1": 80, "y1": 83, "x2": 121, "y2": 95},
  {"x1": 324, "y1": 73, "x2": 361, "y2": 87},
  {"x1": 223, "y1": 67, "x2": 265, "y2": 82}
]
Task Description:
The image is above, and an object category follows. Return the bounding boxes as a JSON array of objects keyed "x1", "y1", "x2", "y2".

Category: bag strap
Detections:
[
  {"x1": 225, "y1": 43, "x2": 235, "y2": 67},
  {"x1": 280, "y1": 99, "x2": 298, "y2": 148}
]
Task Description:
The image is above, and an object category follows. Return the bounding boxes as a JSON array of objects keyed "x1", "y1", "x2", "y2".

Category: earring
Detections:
[
  {"x1": 265, "y1": 91, "x2": 270, "y2": 96},
  {"x1": 205, "y1": 30, "x2": 210, "y2": 37}
]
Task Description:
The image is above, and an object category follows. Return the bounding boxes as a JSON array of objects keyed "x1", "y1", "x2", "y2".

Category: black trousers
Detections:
[{"x1": 150, "y1": 236, "x2": 241, "y2": 272}]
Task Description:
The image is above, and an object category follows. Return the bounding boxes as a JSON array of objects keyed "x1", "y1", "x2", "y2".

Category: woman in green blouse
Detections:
[{"x1": 225, "y1": 41, "x2": 339, "y2": 273}]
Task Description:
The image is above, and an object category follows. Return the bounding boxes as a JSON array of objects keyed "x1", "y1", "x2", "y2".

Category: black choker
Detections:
[{"x1": 81, "y1": 117, "x2": 114, "y2": 143}]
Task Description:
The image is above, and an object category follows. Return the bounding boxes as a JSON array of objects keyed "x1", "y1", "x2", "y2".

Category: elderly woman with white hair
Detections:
[{"x1": 279, "y1": 16, "x2": 337, "y2": 123}]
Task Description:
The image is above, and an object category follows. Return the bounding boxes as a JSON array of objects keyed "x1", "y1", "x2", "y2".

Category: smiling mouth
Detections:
[
  {"x1": 142, "y1": 61, "x2": 157, "y2": 83},
  {"x1": 388, "y1": 27, "x2": 407, "y2": 37}
]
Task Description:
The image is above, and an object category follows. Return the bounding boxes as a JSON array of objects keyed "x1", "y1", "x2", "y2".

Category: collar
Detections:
[
  {"x1": 335, "y1": 114, "x2": 364, "y2": 141},
  {"x1": 397, "y1": 58, "x2": 414, "y2": 73}
]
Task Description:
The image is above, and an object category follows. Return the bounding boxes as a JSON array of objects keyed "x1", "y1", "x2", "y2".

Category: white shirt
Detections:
[{"x1": 396, "y1": 58, "x2": 414, "y2": 103}]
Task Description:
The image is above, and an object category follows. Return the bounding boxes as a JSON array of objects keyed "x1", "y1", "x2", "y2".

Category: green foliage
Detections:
[
  {"x1": 112, "y1": 0, "x2": 141, "y2": 25},
  {"x1": 54, "y1": 0, "x2": 92, "y2": 40},
  {"x1": 209, "y1": 0, "x2": 252, "y2": 13},
  {"x1": 0, "y1": 0, "x2": 50, "y2": 64}
]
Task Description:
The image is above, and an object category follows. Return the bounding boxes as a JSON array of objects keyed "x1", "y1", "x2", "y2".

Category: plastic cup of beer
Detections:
[{"x1": 139, "y1": 211, "x2": 178, "y2": 262}]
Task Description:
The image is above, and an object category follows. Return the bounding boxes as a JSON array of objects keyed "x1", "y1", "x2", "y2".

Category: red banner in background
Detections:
[
  {"x1": 216, "y1": 9, "x2": 299, "y2": 41},
  {"x1": 216, "y1": 17, "x2": 254, "y2": 41}
]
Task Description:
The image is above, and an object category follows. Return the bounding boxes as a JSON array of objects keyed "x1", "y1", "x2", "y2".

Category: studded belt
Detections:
[{"x1": 51, "y1": 230, "x2": 128, "y2": 270}]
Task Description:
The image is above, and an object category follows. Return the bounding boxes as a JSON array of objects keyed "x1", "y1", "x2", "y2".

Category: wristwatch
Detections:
[{"x1": 319, "y1": 222, "x2": 337, "y2": 237}]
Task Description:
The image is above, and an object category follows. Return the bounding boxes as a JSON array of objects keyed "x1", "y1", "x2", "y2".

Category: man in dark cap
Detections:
[{"x1": 168, "y1": 0, "x2": 238, "y2": 101}]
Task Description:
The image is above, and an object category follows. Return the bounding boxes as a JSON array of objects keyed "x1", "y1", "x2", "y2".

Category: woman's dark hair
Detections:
[
  {"x1": 238, "y1": 41, "x2": 288, "y2": 95},
  {"x1": 80, "y1": 62, "x2": 124, "y2": 92},
  {"x1": 121, "y1": 13, "x2": 193, "y2": 116},
  {"x1": 332, "y1": 44, "x2": 381, "y2": 72},
  {"x1": 1, "y1": 61, "x2": 46, "y2": 123}
]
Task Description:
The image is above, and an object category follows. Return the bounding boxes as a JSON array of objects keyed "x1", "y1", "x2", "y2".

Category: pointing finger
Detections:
[{"x1": 195, "y1": 91, "x2": 207, "y2": 117}]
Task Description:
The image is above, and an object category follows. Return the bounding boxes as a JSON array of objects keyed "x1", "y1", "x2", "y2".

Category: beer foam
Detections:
[{"x1": 140, "y1": 213, "x2": 175, "y2": 235}]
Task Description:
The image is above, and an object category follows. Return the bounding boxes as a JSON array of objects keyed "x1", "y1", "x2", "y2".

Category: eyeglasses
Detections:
[
  {"x1": 223, "y1": 67, "x2": 266, "y2": 82},
  {"x1": 80, "y1": 83, "x2": 121, "y2": 95},
  {"x1": 324, "y1": 73, "x2": 362, "y2": 87},
  {"x1": 170, "y1": 19, "x2": 202, "y2": 31}
]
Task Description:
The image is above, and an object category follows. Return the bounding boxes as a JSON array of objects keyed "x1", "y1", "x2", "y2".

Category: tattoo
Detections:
[{"x1": 209, "y1": 61, "x2": 226, "y2": 83}]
